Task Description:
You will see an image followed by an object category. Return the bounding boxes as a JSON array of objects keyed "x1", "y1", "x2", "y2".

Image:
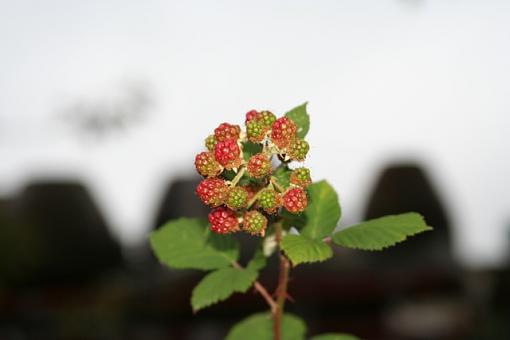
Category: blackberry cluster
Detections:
[{"x1": 195, "y1": 110, "x2": 311, "y2": 236}]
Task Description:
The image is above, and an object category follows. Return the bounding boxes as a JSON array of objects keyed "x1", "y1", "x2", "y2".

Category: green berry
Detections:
[
  {"x1": 226, "y1": 186, "x2": 248, "y2": 210},
  {"x1": 258, "y1": 188, "x2": 282, "y2": 214},
  {"x1": 243, "y1": 210, "x2": 268, "y2": 236},
  {"x1": 259, "y1": 110, "x2": 276, "y2": 129},
  {"x1": 205, "y1": 134, "x2": 217, "y2": 151},
  {"x1": 290, "y1": 167, "x2": 311, "y2": 188},
  {"x1": 288, "y1": 138, "x2": 309, "y2": 161},
  {"x1": 246, "y1": 119, "x2": 267, "y2": 142}
]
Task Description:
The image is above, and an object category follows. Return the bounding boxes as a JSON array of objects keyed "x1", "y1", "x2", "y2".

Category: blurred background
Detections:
[{"x1": 1, "y1": 0, "x2": 509, "y2": 339}]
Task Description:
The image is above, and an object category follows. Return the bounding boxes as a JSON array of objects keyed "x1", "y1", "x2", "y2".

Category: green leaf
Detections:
[
  {"x1": 301, "y1": 180, "x2": 341, "y2": 240},
  {"x1": 191, "y1": 267, "x2": 258, "y2": 311},
  {"x1": 247, "y1": 248, "x2": 267, "y2": 272},
  {"x1": 285, "y1": 102, "x2": 310, "y2": 138},
  {"x1": 273, "y1": 165, "x2": 291, "y2": 189},
  {"x1": 332, "y1": 212, "x2": 433, "y2": 251},
  {"x1": 226, "y1": 313, "x2": 306, "y2": 340},
  {"x1": 311, "y1": 333, "x2": 360, "y2": 340},
  {"x1": 242, "y1": 141, "x2": 263, "y2": 161},
  {"x1": 150, "y1": 218, "x2": 239, "y2": 270},
  {"x1": 281, "y1": 234, "x2": 333, "y2": 266}
]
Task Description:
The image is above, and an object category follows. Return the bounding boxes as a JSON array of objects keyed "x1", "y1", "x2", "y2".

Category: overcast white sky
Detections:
[{"x1": 0, "y1": 0, "x2": 509, "y2": 268}]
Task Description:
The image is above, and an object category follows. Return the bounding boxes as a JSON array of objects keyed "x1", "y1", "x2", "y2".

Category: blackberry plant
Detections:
[{"x1": 150, "y1": 103, "x2": 432, "y2": 340}]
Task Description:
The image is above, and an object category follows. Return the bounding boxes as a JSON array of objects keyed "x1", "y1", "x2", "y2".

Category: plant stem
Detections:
[
  {"x1": 273, "y1": 222, "x2": 290, "y2": 340},
  {"x1": 230, "y1": 167, "x2": 246, "y2": 187},
  {"x1": 270, "y1": 177, "x2": 286, "y2": 193}
]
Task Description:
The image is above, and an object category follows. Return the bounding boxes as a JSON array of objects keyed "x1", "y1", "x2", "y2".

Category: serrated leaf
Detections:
[
  {"x1": 273, "y1": 165, "x2": 291, "y2": 189},
  {"x1": 332, "y1": 212, "x2": 433, "y2": 251},
  {"x1": 150, "y1": 218, "x2": 239, "y2": 270},
  {"x1": 242, "y1": 141, "x2": 263, "y2": 161},
  {"x1": 285, "y1": 102, "x2": 310, "y2": 138},
  {"x1": 311, "y1": 333, "x2": 360, "y2": 340},
  {"x1": 301, "y1": 180, "x2": 341, "y2": 240},
  {"x1": 247, "y1": 248, "x2": 267, "y2": 271},
  {"x1": 226, "y1": 313, "x2": 306, "y2": 340},
  {"x1": 191, "y1": 267, "x2": 258, "y2": 311},
  {"x1": 281, "y1": 234, "x2": 332, "y2": 266}
]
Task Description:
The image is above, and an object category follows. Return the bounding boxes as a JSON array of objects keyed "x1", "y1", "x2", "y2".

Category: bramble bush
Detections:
[{"x1": 150, "y1": 103, "x2": 432, "y2": 340}]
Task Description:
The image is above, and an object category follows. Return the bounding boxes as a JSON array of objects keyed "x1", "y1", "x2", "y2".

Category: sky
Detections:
[{"x1": 0, "y1": 0, "x2": 509, "y2": 268}]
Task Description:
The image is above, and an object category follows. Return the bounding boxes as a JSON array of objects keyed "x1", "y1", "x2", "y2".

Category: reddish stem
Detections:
[{"x1": 273, "y1": 222, "x2": 290, "y2": 340}]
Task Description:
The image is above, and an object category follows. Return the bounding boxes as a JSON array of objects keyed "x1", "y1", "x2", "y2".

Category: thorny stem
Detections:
[
  {"x1": 232, "y1": 261, "x2": 277, "y2": 314},
  {"x1": 273, "y1": 222, "x2": 290, "y2": 340}
]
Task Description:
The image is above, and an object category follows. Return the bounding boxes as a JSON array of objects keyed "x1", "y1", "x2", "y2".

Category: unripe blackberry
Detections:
[
  {"x1": 205, "y1": 134, "x2": 217, "y2": 151},
  {"x1": 214, "y1": 139, "x2": 242, "y2": 169},
  {"x1": 271, "y1": 117, "x2": 297, "y2": 149},
  {"x1": 290, "y1": 167, "x2": 312, "y2": 188},
  {"x1": 283, "y1": 187, "x2": 308, "y2": 213},
  {"x1": 208, "y1": 207, "x2": 240, "y2": 234},
  {"x1": 288, "y1": 138, "x2": 309, "y2": 161},
  {"x1": 226, "y1": 186, "x2": 248, "y2": 210},
  {"x1": 243, "y1": 210, "x2": 268, "y2": 236},
  {"x1": 196, "y1": 178, "x2": 228, "y2": 207},
  {"x1": 195, "y1": 151, "x2": 222, "y2": 177},
  {"x1": 247, "y1": 153, "x2": 272, "y2": 179},
  {"x1": 259, "y1": 110, "x2": 276, "y2": 129},
  {"x1": 214, "y1": 123, "x2": 241, "y2": 142},
  {"x1": 258, "y1": 188, "x2": 282, "y2": 214},
  {"x1": 246, "y1": 119, "x2": 267, "y2": 142}
]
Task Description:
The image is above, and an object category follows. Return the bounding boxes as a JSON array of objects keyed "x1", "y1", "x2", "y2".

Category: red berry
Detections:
[
  {"x1": 283, "y1": 187, "x2": 308, "y2": 213},
  {"x1": 208, "y1": 207, "x2": 240, "y2": 234},
  {"x1": 214, "y1": 123, "x2": 241, "y2": 142},
  {"x1": 247, "y1": 153, "x2": 272, "y2": 179},
  {"x1": 214, "y1": 139, "x2": 242, "y2": 169},
  {"x1": 196, "y1": 178, "x2": 228, "y2": 207},
  {"x1": 195, "y1": 151, "x2": 222, "y2": 177},
  {"x1": 245, "y1": 110, "x2": 261, "y2": 124},
  {"x1": 271, "y1": 117, "x2": 297, "y2": 149},
  {"x1": 243, "y1": 210, "x2": 268, "y2": 236}
]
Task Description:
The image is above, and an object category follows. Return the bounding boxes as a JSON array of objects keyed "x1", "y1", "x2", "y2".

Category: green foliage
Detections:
[
  {"x1": 332, "y1": 213, "x2": 432, "y2": 251},
  {"x1": 311, "y1": 334, "x2": 360, "y2": 340},
  {"x1": 285, "y1": 102, "x2": 310, "y2": 138},
  {"x1": 150, "y1": 218, "x2": 239, "y2": 270},
  {"x1": 226, "y1": 313, "x2": 307, "y2": 340},
  {"x1": 191, "y1": 267, "x2": 258, "y2": 312},
  {"x1": 247, "y1": 248, "x2": 267, "y2": 271},
  {"x1": 300, "y1": 180, "x2": 341, "y2": 240},
  {"x1": 273, "y1": 165, "x2": 291, "y2": 189},
  {"x1": 242, "y1": 141, "x2": 263, "y2": 161},
  {"x1": 281, "y1": 234, "x2": 332, "y2": 266}
]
